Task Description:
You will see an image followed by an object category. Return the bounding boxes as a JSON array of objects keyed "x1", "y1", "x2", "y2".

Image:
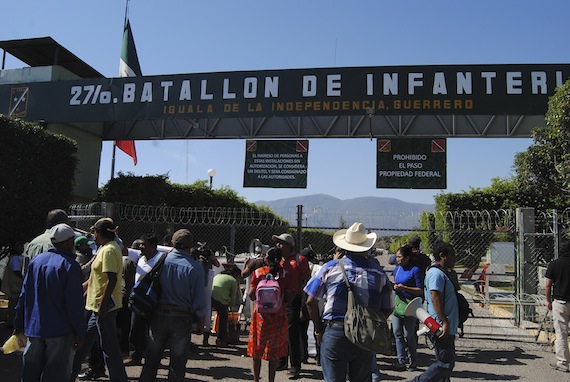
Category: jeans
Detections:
[
  {"x1": 70, "y1": 310, "x2": 128, "y2": 382},
  {"x1": 552, "y1": 299, "x2": 570, "y2": 369},
  {"x1": 118, "y1": 297, "x2": 132, "y2": 352},
  {"x1": 211, "y1": 298, "x2": 228, "y2": 342},
  {"x1": 320, "y1": 324, "x2": 373, "y2": 382},
  {"x1": 410, "y1": 333, "x2": 455, "y2": 382},
  {"x1": 22, "y1": 333, "x2": 75, "y2": 382},
  {"x1": 129, "y1": 311, "x2": 149, "y2": 361},
  {"x1": 392, "y1": 315, "x2": 418, "y2": 366},
  {"x1": 139, "y1": 308, "x2": 193, "y2": 382}
]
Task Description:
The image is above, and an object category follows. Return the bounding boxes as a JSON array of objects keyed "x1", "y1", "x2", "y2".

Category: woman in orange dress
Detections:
[{"x1": 247, "y1": 247, "x2": 291, "y2": 382}]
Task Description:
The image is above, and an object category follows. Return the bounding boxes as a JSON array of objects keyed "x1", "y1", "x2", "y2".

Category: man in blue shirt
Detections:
[
  {"x1": 14, "y1": 223, "x2": 86, "y2": 382},
  {"x1": 139, "y1": 229, "x2": 206, "y2": 382},
  {"x1": 410, "y1": 242, "x2": 459, "y2": 382}
]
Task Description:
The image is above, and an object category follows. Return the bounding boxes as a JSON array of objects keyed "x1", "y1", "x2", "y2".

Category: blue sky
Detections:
[{"x1": 3, "y1": 1, "x2": 569, "y2": 205}]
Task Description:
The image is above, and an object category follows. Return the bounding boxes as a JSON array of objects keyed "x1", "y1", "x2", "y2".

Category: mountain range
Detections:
[{"x1": 255, "y1": 194, "x2": 435, "y2": 230}]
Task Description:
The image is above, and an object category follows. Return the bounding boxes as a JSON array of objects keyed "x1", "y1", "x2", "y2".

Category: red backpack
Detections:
[{"x1": 255, "y1": 273, "x2": 282, "y2": 314}]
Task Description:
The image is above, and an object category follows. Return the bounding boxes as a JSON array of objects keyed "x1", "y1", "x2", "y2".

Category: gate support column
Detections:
[{"x1": 516, "y1": 207, "x2": 535, "y2": 326}]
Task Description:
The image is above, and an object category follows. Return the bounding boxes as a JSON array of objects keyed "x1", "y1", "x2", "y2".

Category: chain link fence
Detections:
[{"x1": 65, "y1": 202, "x2": 570, "y2": 333}]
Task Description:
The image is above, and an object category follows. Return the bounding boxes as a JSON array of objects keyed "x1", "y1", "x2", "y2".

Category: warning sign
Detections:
[
  {"x1": 376, "y1": 138, "x2": 446, "y2": 189},
  {"x1": 244, "y1": 140, "x2": 309, "y2": 188}
]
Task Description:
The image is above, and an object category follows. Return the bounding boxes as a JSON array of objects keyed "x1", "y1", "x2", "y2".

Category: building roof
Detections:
[{"x1": 0, "y1": 36, "x2": 104, "y2": 79}]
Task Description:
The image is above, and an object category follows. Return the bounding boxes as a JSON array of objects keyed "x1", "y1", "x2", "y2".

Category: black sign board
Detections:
[
  {"x1": 376, "y1": 138, "x2": 447, "y2": 189},
  {"x1": 243, "y1": 140, "x2": 309, "y2": 188},
  {"x1": 1, "y1": 64, "x2": 568, "y2": 122}
]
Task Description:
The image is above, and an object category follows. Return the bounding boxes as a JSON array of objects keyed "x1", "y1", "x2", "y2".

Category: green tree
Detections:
[{"x1": 513, "y1": 79, "x2": 570, "y2": 210}]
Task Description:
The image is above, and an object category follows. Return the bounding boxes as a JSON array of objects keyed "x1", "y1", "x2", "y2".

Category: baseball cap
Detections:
[
  {"x1": 172, "y1": 229, "x2": 193, "y2": 249},
  {"x1": 74, "y1": 235, "x2": 94, "y2": 246},
  {"x1": 90, "y1": 218, "x2": 117, "y2": 233},
  {"x1": 408, "y1": 235, "x2": 421, "y2": 248},
  {"x1": 272, "y1": 233, "x2": 295, "y2": 247},
  {"x1": 50, "y1": 223, "x2": 75, "y2": 244}
]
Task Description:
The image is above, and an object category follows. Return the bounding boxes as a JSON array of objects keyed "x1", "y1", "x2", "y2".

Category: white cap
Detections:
[{"x1": 50, "y1": 223, "x2": 75, "y2": 244}]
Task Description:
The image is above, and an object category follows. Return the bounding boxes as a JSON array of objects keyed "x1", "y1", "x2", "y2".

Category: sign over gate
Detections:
[
  {"x1": 376, "y1": 138, "x2": 447, "y2": 189},
  {"x1": 1, "y1": 64, "x2": 568, "y2": 122}
]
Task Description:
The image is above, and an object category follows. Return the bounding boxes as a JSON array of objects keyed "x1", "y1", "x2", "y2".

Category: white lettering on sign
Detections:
[{"x1": 66, "y1": 66, "x2": 569, "y2": 110}]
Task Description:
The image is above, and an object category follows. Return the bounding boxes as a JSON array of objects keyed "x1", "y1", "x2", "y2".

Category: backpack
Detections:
[
  {"x1": 128, "y1": 253, "x2": 167, "y2": 320},
  {"x1": 339, "y1": 258, "x2": 392, "y2": 355},
  {"x1": 255, "y1": 273, "x2": 282, "y2": 314},
  {"x1": 456, "y1": 290, "x2": 473, "y2": 325}
]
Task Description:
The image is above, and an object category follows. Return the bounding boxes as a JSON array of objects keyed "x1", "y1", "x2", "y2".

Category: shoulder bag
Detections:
[{"x1": 339, "y1": 257, "x2": 392, "y2": 355}]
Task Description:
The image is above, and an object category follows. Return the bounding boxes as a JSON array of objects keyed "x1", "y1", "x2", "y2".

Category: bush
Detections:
[{"x1": 0, "y1": 115, "x2": 77, "y2": 246}]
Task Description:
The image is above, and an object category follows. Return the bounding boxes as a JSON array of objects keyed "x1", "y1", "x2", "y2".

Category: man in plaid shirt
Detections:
[{"x1": 304, "y1": 222, "x2": 393, "y2": 382}]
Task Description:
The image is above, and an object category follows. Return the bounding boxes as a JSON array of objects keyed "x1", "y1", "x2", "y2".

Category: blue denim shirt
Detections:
[
  {"x1": 15, "y1": 248, "x2": 86, "y2": 339},
  {"x1": 158, "y1": 248, "x2": 206, "y2": 315}
]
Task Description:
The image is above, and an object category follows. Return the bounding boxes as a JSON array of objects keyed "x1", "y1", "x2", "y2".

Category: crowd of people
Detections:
[{"x1": 4, "y1": 208, "x2": 569, "y2": 381}]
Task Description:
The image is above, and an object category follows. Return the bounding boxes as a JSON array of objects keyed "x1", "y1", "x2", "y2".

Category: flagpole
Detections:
[
  {"x1": 124, "y1": 0, "x2": 130, "y2": 27},
  {"x1": 110, "y1": 0, "x2": 130, "y2": 179},
  {"x1": 111, "y1": 143, "x2": 116, "y2": 179}
]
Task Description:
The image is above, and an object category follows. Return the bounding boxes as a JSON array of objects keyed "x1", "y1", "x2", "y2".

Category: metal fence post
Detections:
[
  {"x1": 230, "y1": 224, "x2": 236, "y2": 255},
  {"x1": 515, "y1": 207, "x2": 535, "y2": 326},
  {"x1": 296, "y1": 205, "x2": 303, "y2": 251}
]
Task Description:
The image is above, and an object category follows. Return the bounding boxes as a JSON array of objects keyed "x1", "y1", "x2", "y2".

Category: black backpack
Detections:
[{"x1": 456, "y1": 289, "x2": 473, "y2": 325}]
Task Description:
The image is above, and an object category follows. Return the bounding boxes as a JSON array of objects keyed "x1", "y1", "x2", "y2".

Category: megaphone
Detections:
[{"x1": 404, "y1": 297, "x2": 442, "y2": 337}]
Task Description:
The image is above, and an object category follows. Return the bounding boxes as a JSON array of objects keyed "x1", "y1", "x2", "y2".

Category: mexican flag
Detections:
[{"x1": 115, "y1": 18, "x2": 140, "y2": 165}]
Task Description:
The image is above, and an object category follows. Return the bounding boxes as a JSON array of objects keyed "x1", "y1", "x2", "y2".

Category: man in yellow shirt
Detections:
[{"x1": 69, "y1": 218, "x2": 128, "y2": 382}]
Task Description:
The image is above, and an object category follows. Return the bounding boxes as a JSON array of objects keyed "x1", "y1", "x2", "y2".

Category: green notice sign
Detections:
[
  {"x1": 243, "y1": 140, "x2": 309, "y2": 188},
  {"x1": 376, "y1": 138, "x2": 446, "y2": 189}
]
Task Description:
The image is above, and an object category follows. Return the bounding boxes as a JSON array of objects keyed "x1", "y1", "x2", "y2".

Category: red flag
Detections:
[{"x1": 115, "y1": 140, "x2": 137, "y2": 165}]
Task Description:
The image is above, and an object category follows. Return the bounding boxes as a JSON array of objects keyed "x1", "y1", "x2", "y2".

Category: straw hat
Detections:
[{"x1": 333, "y1": 222, "x2": 377, "y2": 252}]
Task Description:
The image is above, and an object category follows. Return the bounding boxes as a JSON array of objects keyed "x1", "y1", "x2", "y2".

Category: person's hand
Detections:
[
  {"x1": 314, "y1": 331, "x2": 324, "y2": 346},
  {"x1": 547, "y1": 301, "x2": 552, "y2": 311},
  {"x1": 11, "y1": 330, "x2": 26, "y2": 348},
  {"x1": 394, "y1": 283, "x2": 405, "y2": 292},
  {"x1": 438, "y1": 321, "x2": 450, "y2": 340}
]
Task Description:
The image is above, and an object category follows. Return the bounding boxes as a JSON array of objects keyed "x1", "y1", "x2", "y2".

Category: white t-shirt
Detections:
[{"x1": 135, "y1": 251, "x2": 163, "y2": 282}]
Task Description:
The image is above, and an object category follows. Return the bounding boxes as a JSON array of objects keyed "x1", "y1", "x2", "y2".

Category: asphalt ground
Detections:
[{"x1": 1, "y1": 298, "x2": 568, "y2": 382}]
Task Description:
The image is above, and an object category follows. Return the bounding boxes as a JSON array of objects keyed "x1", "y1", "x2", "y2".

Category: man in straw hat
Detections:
[{"x1": 304, "y1": 222, "x2": 393, "y2": 382}]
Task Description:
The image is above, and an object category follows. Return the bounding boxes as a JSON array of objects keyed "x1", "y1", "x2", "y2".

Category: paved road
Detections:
[{"x1": 1, "y1": 299, "x2": 566, "y2": 381}]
